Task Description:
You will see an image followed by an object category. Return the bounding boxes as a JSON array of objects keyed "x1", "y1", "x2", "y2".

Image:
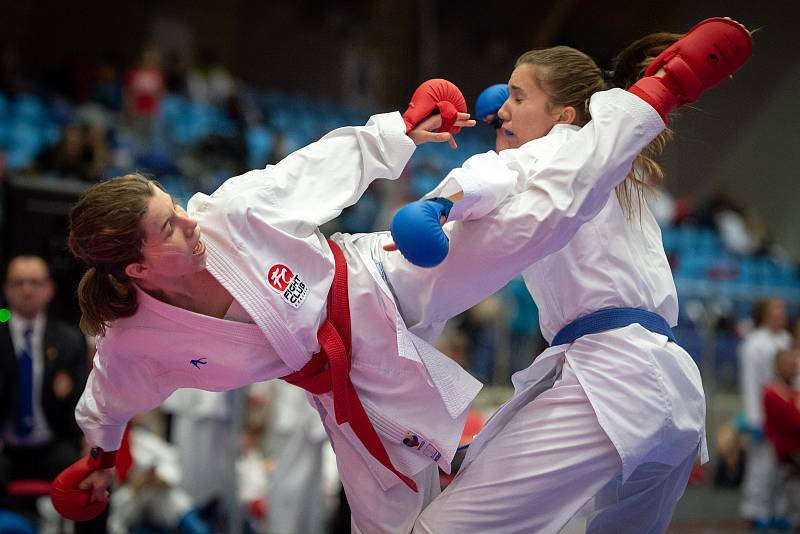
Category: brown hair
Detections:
[
  {"x1": 515, "y1": 33, "x2": 682, "y2": 218},
  {"x1": 752, "y1": 297, "x2": 785, "y2": 328},
  {"x1": 68, "y1": 173, "x2": 157, "y2": 336}
]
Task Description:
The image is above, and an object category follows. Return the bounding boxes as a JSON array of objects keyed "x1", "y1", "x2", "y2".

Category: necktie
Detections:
[{"x1": 15, "y1": 326, "x2": 34, "y2": 437}]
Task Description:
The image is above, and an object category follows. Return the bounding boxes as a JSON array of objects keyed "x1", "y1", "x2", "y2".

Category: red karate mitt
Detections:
[
  {"x1": 51, "y1": 448, "x2": 116, "y2": 521},
  {"x1": 402, "y1": 79, "x2": 467, "y2": 134}
]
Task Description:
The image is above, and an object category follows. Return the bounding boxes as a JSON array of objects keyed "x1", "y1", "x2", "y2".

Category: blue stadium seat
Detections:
[
  {"x1": 245, "y1": 126, "x2": 273, "y2": 169},
  {"x1": 660, "y1": 226, "x2": 679, "y2": 253},
  {"x1": 13, "y1": 94, "x2": 46, "y2": 123}
]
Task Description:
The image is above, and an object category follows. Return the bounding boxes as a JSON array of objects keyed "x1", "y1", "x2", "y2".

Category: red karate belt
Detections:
[{"x1": 281, "y1": 240, "x2": 417, "y2": 492}]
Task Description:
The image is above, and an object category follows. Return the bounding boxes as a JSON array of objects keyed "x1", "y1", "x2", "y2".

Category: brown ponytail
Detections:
[
  {"x1": 75, "y1": 267, "x2": 138, "y2": 336},
  {"x1": 68, "y1": 174, "x2": 157, "y2": 336}
]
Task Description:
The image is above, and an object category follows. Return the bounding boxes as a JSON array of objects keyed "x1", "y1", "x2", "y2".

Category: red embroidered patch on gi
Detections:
[
  {"x1": 268, "y1": 264, "x2": 293, "y2": 292},
  {"x1": 267, "y1": 264, "x2": 309, "y2": 309}
]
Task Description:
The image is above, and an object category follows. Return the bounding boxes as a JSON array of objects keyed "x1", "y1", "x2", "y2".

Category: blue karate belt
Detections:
[{"x1": 552, "y1": 307, "x2": 676, "y2": 346}]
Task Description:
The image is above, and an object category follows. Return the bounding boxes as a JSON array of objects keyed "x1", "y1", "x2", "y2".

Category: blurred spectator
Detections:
[
  {"x1": 502, "y1": 277, "x2": 545, "y2": 375},
  {"x1": 188, "y1": 48, "x2": 236, "y2": 107},
  {"x1": 88, "y1": 56, "x2": 124, "y2": 111},
  {"x1": 0, "y1": 256, "x2": 87, "y2": 478},
  {"x1": 764, "y1": 349, "x2": 800, "y2": 466},
  {"x1": 124, "y1": 46, "x2": 165, "y2": 138},
  {"x1": 698, "y1": 191, "x2": 774, "y2": 257},
  {"x1": 36, "y1": 123, "x2": 85, "y2": 177},
  {"x1": 108, "y1": 415, "x2": 212, "y2": 534},
  {"x1": 163, "y1": 51, "x2": 189, "y2": 96},
  {"x1": 36, "y1": 122, "x2": 109, "y2": 181},
  {"x1": 792, "y1": 315, "x2": 800, "y2": 350},
  {"x1": 267, "y1": 132, "x2": 289, "y2": 164},
  {"x1": 459, "y1": 297, "x2": 504, "y2": 383},
  {"x1": 162, "y1": 389, "x2": 239, "y2": 530},
  {"x1": 437, "y1": 329, "x2": 472, "y2": 370},
  {"x1": 763, "y1": 349, "x2": 800, "y2": 524},
  {"x1": 258, "y1": 381, "x2": 337, "y2": 534},
  {"x1": 0, "y1": 256, "x2": 91, "y2": 525},
  {"x1": 645, "y1": 184, "x2": 676, "y2": 227},
  {"x1": 739, "y1": 297, "x2": 792, "y2": 526},
  {"x1": 713, "y1": 420, "x2": 746, "y2": 488},
  {"x1": 236, "y1": 421, "x2": 270, "y2": 534}
]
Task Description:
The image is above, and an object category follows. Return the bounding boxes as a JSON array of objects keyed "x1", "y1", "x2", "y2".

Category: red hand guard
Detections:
[
  {"x1": 51, "y1": 448, "x2": 117, "y2": 521},
  {"x1": 629, "y1": 17, "x2": 752, "y2": 124},
  {"x1": 402, "y1": 79, "x2": 467, "y2": 134},
  {"x1": 644, "y1": 17, "x2": 752, "y2": 105}
]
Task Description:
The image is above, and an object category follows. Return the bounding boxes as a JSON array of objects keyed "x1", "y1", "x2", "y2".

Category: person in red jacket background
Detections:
[
  {"x1": 763, "y1": 347, "x2": 800, "y2": 526},
  {"x1": 763, "y1": 348, "x2": 800, "y2": 467}
]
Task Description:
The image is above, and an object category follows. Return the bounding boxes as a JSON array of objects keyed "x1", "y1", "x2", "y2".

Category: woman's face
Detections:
[
  {"x1": 126, "y1": 186, "x2": 206, "y2": 281},
  {"x1": 496, "y1": 64, "x2": 564, "y2": 149}
]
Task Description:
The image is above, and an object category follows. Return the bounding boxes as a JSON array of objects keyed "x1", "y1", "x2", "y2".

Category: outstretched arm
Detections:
[
  {"x1": 384, "y1": 89, "x2": 665, "y2": 331},
  {"x1": 190, "y1": 82, "x2": 473, "y2": 239},
  {"x1": 52, "y1": 346, "x2": 169, "y2": 521}
]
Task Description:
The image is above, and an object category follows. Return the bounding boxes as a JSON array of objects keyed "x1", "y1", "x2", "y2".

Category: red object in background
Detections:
[
  {"x1": 460, "y1": 408, "x2": 485, "y2": 446},
  {"x1": 126, "y1": 66, "x2": 165, "y2": 116},
  {"x1": 763, "y1": 382, "x2": 800, "y2": 463},
  {"x1": 7, "y1": 479, "x2": 52, "y2": 497},
  {"x1": 687, "y1": 463, "x2": 707, "y2": 486},
  {"x1": 672, "y1": 197, "x2": 695, "y2": 225},
  {"x1": 115, "y1": 425, "x2": 134, "y2": 483},
  {"x1": 247, "y1": 499, "x2": 268, "y2": 520}
]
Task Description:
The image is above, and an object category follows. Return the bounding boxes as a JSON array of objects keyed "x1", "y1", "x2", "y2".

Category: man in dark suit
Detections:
[{"x1": 0, "y1": 255, "x2": 89, "y2": 497}]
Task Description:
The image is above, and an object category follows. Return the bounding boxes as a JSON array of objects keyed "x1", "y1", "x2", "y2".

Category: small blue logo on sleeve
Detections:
[{"x1": 190, "y1": 357, "x2": 208, "y2": 369}]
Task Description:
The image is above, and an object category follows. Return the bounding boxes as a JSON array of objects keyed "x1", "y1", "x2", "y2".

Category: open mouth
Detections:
[{"x1": 193, "y1": 240, "x2": 205, "y2": 255}]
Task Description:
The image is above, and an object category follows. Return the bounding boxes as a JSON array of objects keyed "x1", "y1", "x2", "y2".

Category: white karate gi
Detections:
[
  {"x1": 415, "y1": 96, "x2": 706, "y2": 533},
  {"x1": 738, "y1": 327, "x2": 791, "y2": 521},
  {"x1": 76, "y1": 88, "x2": 662, "y2": 533}
]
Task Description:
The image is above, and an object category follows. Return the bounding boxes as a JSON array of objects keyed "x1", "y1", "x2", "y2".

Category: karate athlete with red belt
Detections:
[
  {"x1": 49, "y1": 22, "x2": 741, "y2": 529},
  {"x1": 54, "y1": 80, "x2": 478, "y2": 534}
]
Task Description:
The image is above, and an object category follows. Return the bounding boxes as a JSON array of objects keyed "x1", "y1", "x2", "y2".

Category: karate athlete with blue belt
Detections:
[
  {"x1": 50, "y1": 17, "x2": 747, "y2": 532},
  {"x1": 390, "y1": 18, "x2": 753, "y2": 534},
  {"x1": 52, "y1": 77, "x2": 657, "y2": 533}
]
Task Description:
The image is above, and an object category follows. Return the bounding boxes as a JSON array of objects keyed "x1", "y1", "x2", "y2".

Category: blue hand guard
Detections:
[
  {"x1": 475, "y1": 84, "x2": 509, "y2": 121},
  {"x1": 390, "y1": 198, "x2": 453, "y2": 268}
]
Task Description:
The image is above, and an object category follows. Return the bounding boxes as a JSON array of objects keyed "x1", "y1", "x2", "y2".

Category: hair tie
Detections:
[{"x1": 93, "y1": 263, "x2": 130, "y2": 282}]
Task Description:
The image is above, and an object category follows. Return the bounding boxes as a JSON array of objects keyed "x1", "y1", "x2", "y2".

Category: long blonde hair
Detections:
[{"x1": 515, "y1": 33, "x2": 681, "y2": 218}]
